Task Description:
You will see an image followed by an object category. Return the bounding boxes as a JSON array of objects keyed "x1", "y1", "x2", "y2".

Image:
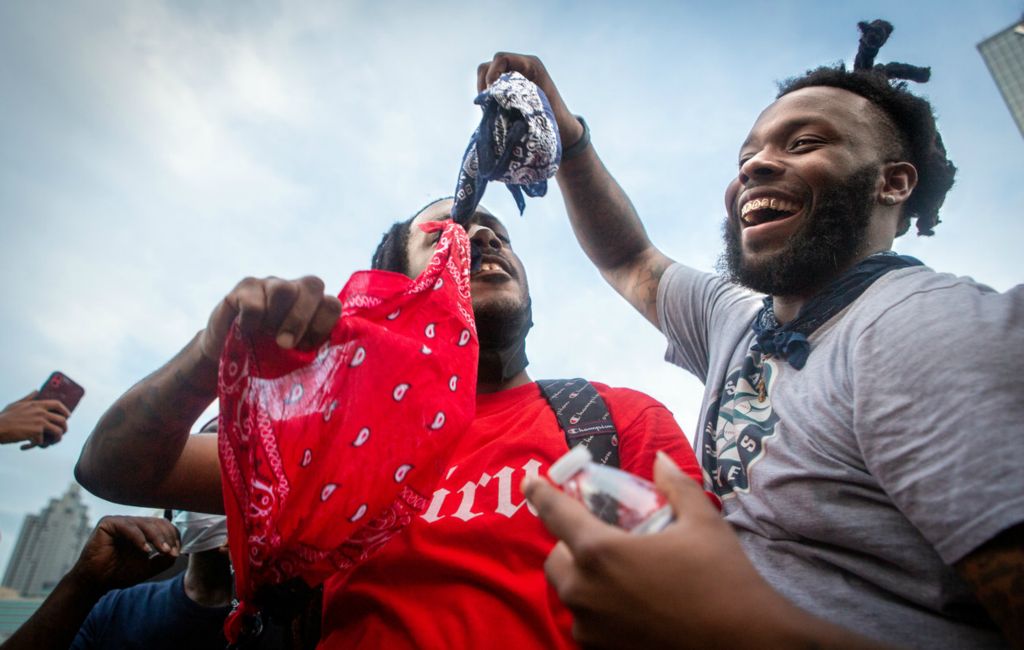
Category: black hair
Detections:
[
  {"x1": 370, "y1": 197, "x2": 455, "y2": 274},
  {"x1": 371, "y1": 217, "x2": 414, "y2": 274},
  {"x1": 777, "y1": 19, "x2": 956, "y2": 236}
]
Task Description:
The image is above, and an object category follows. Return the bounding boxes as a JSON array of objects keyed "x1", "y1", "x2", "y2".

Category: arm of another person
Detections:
[
  {"x1": 524, "y1": 453, "x2": 894, "y2": 650},
  {"x1": 1, "y1": 516, "x2": 180, "y2": 650},
  {"x1": 75, "y1": 276, "x2": 342, "y2": 514},
  {"x1": 956, "y1": 524, "x2": 1024, "y2": 649},
  {"x1": 477, "y1": 53, "x2": 676, "y2": 329},
  {"x1": 0, "y1": 391, "x2": 70, "y2": 449}
]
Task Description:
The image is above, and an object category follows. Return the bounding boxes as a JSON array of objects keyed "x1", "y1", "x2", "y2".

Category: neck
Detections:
[
  {"x1": 183, "y1": 552, "x2": 232, "y2": 608},
  {"x1": 477, "y1": 368, "x2": 531, "y2": 394},
  {"x1": 771, "y1": 241, "x2": 895, "y2": 324}
]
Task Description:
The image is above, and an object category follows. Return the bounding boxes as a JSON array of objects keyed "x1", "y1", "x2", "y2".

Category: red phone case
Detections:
[{"x1": 37, "y1": 371, "x2": 85, "y2": 413}]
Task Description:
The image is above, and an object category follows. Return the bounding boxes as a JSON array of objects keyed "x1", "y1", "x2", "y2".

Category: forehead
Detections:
[
  {"x1": 742, "y1": 86, "x2": 882, "y2": 148},
  {"x1": 409, "y1": 199, "x2": 506, "y2": 233}
]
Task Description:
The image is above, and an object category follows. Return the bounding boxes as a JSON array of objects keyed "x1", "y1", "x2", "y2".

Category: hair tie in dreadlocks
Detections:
[
  {"x1": 854, "y1": 19, "x2": 931, "y2": 83},
  {"x1": 854, "y1": 19, "x2": 893, "y2": 70}
]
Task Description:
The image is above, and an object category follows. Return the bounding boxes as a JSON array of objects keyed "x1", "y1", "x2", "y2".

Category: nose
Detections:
[
  {"x1": 467, "y1": 224, "x2": 502, "y2": 251},
  {"x1": 738, "y1": 148, "x2": 784, "y2": 185}
]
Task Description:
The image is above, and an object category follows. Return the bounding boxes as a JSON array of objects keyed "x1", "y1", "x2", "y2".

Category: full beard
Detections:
[{"x1": 720, "y1": 165, "x2": 878, "y2": 296}]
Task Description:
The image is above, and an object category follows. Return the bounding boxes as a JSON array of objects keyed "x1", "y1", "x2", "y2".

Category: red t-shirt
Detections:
[{"x1": 320, "y1": 381, "x2": 701, "y2": 649}]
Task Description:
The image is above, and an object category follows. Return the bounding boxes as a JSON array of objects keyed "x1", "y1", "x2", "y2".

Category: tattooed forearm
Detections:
[
  {"x1": 76, "y1": 332, "x2": 218, "y2": 500},
  {"x1": 629, "y1": 254, "x2": 672, "y2": 323},
  {"x1": 956, "y1": 523, "x2": 1024, "y2": 648}
]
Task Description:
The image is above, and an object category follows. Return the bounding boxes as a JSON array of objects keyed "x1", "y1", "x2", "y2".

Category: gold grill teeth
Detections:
[{"x1": 740, "y1": 197, "x2": 801, "y2": 220}]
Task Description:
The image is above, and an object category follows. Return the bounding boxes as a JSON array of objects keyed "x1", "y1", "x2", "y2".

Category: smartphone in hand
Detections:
[
  {"x1": 27, "y1": 372, "x2": 85, "y2": 449},
  {"x1": 37, "y1": 371, "x2": 85, "y2": 413}
]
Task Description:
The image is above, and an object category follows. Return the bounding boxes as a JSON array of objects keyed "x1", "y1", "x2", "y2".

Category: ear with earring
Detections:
[{"x1": 882, "y1": 195, "x2": 897, "y2": 205}]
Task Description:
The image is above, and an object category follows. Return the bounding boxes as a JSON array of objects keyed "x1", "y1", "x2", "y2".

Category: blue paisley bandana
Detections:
[
  {"x1": 451, "y1": 72, "x2": 561, "y2": 225},
  {"x1": 752, "y1": 251, "x2": 923, "y2": 369}
]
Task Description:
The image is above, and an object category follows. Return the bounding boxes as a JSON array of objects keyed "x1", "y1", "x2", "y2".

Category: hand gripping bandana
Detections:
[
  {"x1": 217, "y1": 220, "x2": 478, "y2": 642},
  {"x1": 451, "y1": 71, "x2": 561, "y2": 225}
]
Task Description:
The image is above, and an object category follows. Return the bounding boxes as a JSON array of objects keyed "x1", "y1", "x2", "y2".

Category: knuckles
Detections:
[
  {"x1": 572, "y1": 533, "x2": 616, "y2": 573},
  {"x1": 298, "y1": 275, "x2": 326, "y2": 294}
]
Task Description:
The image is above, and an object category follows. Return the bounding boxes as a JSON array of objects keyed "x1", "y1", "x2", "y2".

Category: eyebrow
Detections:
[{"x1": 740, "y1": 117, "x2": 826, "y2": 151}]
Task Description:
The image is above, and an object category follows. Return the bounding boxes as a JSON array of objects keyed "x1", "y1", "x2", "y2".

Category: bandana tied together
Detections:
[
  {"x1": 451, "y1": 71, "x2": 561, "y2": 225},
  {"x1": 217, "y1": 220, "x2": 478, "y2": 642},
  {"x1": 752, "y1": 252, "x2": 923, "y2": 369}
]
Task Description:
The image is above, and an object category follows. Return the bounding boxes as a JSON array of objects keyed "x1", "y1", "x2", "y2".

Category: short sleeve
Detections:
[
  {"x1": 598, "y1": 385, "x2": 702, "y2": 486},
  {"x1": 852, "y1": 282, "x2": 1024, "y2": 564},
  {"x1": 657, "y1": 263, "x2": 760, "y2": 382}
]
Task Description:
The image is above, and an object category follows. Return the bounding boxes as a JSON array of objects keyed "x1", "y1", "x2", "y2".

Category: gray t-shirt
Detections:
[{"x1": 658, "y1": 262, "x2": 1024, "y2": 649}]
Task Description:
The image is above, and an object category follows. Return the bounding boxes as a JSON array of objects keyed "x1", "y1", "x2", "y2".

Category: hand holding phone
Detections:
[
  {"x1": 37, "y1": 371, "x2": 86, "y2": 413},
  {"x1": 0, "y1": 372, "x2": 85, "y2": 450}
]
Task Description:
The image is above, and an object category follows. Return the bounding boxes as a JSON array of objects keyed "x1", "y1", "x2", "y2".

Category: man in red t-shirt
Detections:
[
  {"x1": 75, "y1": 198, "x2": 702, "y2": 649},
  {"x1": 319, "y1": 198, "x2": 701, "y2": 648}
]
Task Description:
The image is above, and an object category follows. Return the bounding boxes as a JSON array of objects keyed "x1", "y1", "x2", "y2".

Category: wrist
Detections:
[
  {"x1": 560, "y1": 115, "x2": 591, "y2": 162},
  {"x1": 63, "y1": 565, "x2": 108, "y2": 602},
  {"x1": 196, "y1": 327, "x2": 222, "y2": 365},
  {"x1": 558, "y1": 113, "x2": 585, "y2": 147}
]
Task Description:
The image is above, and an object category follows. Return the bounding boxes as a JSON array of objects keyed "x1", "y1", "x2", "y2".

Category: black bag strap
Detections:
[{"x1": 537, "y1": 378, "x2": 620, "y2": 468}]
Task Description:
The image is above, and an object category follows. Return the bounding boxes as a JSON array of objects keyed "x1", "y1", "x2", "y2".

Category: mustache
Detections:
[{"x1": 470, "y1": 240, "x2": 483, "y2": 273}]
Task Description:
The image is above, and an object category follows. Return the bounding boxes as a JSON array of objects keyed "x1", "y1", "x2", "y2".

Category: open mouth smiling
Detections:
[
  {"x1": 472, "y1": 254, "x2": 513, "y2": 278},
  {"x1": 739, "y1": 195, "x2": 804, "y2": 226}
]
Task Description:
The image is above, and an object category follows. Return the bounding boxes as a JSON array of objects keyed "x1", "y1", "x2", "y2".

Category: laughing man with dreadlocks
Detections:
[{"x1": 482, "y1": 19, "x2": 1024, "y2": 649}]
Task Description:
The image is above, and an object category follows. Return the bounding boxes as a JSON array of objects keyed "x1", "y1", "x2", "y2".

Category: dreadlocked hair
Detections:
[
  {"x1": 777, "y1": 19, "x2": 956, "y2": 236},
  {"x1": 370, "y1": 197, "x2": 456, "y2": 274},
  {"x1": 371, "y1": 217, "x2": 413, "y2": 274}
]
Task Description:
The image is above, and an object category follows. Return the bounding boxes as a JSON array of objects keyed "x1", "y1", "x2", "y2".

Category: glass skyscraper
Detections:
[
  {"x1": 978, "y1": 17, "x2": 1024, "y2": 137},
  {"x1": 1, "y1": 484, "x2": 90, "y2": 598}
]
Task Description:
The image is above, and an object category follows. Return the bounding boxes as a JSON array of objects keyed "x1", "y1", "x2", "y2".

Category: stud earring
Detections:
[{"x1": 883, "y1": 195, "x2": 896, "y2": 206}]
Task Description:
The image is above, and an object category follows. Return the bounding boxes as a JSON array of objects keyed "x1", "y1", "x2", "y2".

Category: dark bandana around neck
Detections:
[{"x1": 751, "y1": 252, "x2": 923, "y2": 369}]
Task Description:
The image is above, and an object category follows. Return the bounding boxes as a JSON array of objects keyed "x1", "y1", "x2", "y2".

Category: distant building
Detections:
[
  {"x1": 0, "y1": 598, "x2": 44, "y2": 642},
  {"x1": 978, "y1": 17, "x2": 1024, "y2": 137},
  {"x1": 1, "y1": 484, "x2": 90, "y2": 598}
]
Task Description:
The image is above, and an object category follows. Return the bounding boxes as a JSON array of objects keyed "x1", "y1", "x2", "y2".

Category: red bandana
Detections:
[{"x1": 217, "y1": 220, "x2": 477, "y2": 641}]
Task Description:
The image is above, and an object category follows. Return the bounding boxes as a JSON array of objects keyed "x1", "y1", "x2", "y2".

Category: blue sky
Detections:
[{"x1": 1, "y1": 0, "x2": 1022, "y2": 577}]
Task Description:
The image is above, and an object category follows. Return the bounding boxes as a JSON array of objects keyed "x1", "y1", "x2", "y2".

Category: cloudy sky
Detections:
[{"x1": 1, "y1": 1, "x2": 1021, "y2": 577}]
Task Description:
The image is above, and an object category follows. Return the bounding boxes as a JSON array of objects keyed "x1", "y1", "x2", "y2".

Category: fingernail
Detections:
[
  {"x1": 276, "y1": 332, "x2": 295, "y2": 349},
  {"x1": 656, "y1": 450, "x2": 681, "y2": 474},
  {"x1": 520, "y1": 476, "x2": 536, "y2": 493},
  {"x1": 161, "y1": 542, "x2": 172, "y2": 553}
]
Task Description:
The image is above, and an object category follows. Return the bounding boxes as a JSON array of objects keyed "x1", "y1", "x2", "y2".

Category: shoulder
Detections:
[
  {"x1": 101, "y1": 575, "x2": 179, "y2": 613},
  {"x1": 76, "y1": 582, "x2": 150, "y2": 638},
  {"x1": 853, "y1": 266, "x2": 1010, "y2": 322},
  {"x1": 591, "y1": 382, "x2": 670, "y2": 415},
  {"x1": 589, "y1": 382, "x2": 684, "y2": 436},
  {"x1": 658, "y1": 263, "x2": 760, "y2": 314},
  {"x1": 849, "y1": 267, "x2": 1022, "y2": 348}
]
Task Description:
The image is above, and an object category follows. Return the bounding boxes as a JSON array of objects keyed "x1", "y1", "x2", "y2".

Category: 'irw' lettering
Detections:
[{"x1": 420, "y1": 459, "x2": 543, "y2": 523}]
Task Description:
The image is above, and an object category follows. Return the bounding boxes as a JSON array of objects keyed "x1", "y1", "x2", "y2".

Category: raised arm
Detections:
[
  {"x1": 2, "y1": 516, "x2": 180, "y2": 650},
  {"x1": 75, "y1": 276, "x2": 342, "y2": 514},
  {"x1": 477, "y1": 53, "x2": 675, "y2": 329}
]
